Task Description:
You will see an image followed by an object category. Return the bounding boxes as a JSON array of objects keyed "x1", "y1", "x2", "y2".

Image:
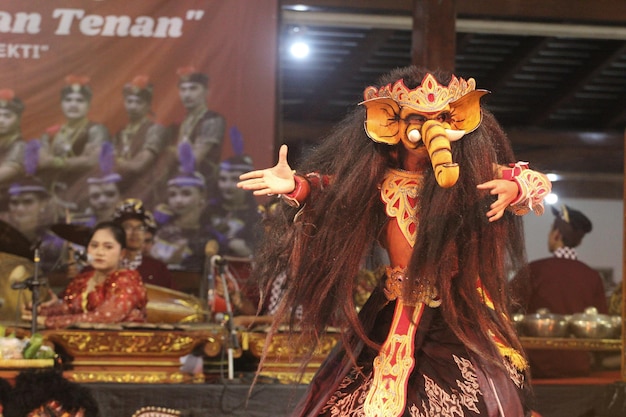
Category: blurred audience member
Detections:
[
  {"x1": 142, "y1": 209, "x2": 158, "y2": 257},
  {"x1": 2, "y1": 370, "x2": 99, "y2": 417},
  {"x1": 23, "y1": 221, "x2": 147, "y2": 329},
  {"x1": 112, "y1": 198, "x2": 173, "y2": 289},
  {"x1": 510, "y1": 204, "x2": 608, "y2": 378}
]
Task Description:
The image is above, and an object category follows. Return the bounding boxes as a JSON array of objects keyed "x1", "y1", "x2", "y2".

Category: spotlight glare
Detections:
[
  {"x1": 545, "y1": 193, "x2": 558, "y2": 205},
  {"x1": 290, "y1": 41, "x2": 310, "y2": 59},
  {"x1": 546, "y1": 173, "x2": 559, "y2": 182}
]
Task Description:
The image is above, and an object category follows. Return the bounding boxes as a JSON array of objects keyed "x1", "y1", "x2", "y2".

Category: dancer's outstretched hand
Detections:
[
  {"x1": 237, "y1": 144, "x2": 296, "y2": 196},
  {"x1": 477, "y1": 179, "x2": 519, "y2": 222}
]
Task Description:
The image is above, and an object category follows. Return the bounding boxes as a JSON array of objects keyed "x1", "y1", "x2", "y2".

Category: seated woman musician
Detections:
[{"x1": 22, "y1": 221, "x2": 147, "y2": 329}]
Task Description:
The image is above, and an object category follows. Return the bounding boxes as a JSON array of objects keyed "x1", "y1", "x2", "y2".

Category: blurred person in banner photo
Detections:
[
  {"x1": 510, "y1": 204, "x2": 608, "y2": 378},
  {"x1": 35, "y1": 75, "x2": 110, "y2": 214},
  {"x1": 22, "y1": 221, "x2": 147, "y2": 329},
  {"x1": 168, "y1": 66, "x2": 226, "y2": 197},
  {"x1": 114, "y1": 75, "x2": 172, "y2": 209},
  {"x1": 207, "y1": 127, "x2": 263, "y2": 258},
  {"x1": 70, "y1": 143, "x2": 122, "y2": 229},
  {"x1": 142, "y1": 209, "x2": 157, "y2": 257},
  {"x1": 112, "y1": 198, "x2": 174, "y2": 289},
  {"x1": 0, "y1": 89, "x2": 26, "y2": 192},
  {"x1": 0, "y1": 177, "x2": 65, "y2": 273},
  {"x1": 151, "y1": 142, "x2": 220, "y2": 273}
]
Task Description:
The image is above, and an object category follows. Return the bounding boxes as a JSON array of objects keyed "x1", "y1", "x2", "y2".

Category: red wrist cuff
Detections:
[{"x1": 282, "y1": 175, "x2": 310, "y2": 207}]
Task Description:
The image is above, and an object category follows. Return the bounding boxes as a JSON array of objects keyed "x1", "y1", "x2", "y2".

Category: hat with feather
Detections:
[
  {"x1": 86, "y1": 142, "x2": 121, "y2": 185},
  {"x1": 167, "y1": 141, "x2": 206, "y2": 188},
  {"x1": 8, "y1": 139, "x2": 48, "y2": 197},
  {"x1": 219, "y1": 126, "x2": 254, "y2": 173}
]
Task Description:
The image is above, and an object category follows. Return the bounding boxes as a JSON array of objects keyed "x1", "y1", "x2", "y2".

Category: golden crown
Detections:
[{"x1": 362, "y1": 73, "x2": 477, "y2": 113}]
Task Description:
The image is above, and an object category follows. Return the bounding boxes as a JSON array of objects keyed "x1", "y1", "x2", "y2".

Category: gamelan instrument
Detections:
[
  {"x1": 49, "y1": 223, "x2": 92, "y2": 247},
  {"x1": 144, "y1": 284, "x2": 208, "y2": 324},
  {"x1": 0, "y1": 252, "x2": 35, "y2": 321},
  {"x1": 0, "y1": 220, "x2": 34, "y2": 260}
]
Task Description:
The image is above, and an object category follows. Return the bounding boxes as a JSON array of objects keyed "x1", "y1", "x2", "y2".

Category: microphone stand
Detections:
[
  {"x1": 25, "y1": 248, "x2": 46, "y2": 335},
  {"x1": 215, "y1": 256, "x2": 239, "y2": 381},
  {"x1": 207, "y1": 258, "x2": 216, "y2": 322}
]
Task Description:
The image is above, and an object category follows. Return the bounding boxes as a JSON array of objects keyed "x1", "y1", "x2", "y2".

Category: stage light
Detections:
[
  {"x1": 289, "y1": 41, "x2": 310, "y2": 59},
  {"x1": 545, "y1": 193, "x2": 558, "y2": 205}
]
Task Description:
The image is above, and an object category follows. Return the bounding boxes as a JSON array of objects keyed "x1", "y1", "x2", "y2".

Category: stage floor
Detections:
[{"x1": 83, "y1": 376, "x2": 626, "y2": 417}]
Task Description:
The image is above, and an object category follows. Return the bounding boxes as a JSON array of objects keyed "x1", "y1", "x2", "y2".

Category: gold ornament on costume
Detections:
[
  {"x1": 380, "y1": 169, "x2": 422, "y2": 247},
  {"x1": 364, "y1": 303, "x2": 424, "y2": 417}
]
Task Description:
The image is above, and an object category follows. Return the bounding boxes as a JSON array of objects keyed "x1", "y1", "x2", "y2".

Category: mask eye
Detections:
[
  {"x1": 436, "y1": 112, "x2": 452, "y2": 123},
  {"x1": 405, "y1": 114, "x2": 427, "y2": 125}
]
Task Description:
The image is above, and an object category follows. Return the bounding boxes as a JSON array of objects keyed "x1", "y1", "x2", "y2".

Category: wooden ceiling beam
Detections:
[
  {"x1": 282, "y1": 120, "x2": 623, "y2": 149},
  {"x1": 411, "y1": 0, "x2": 456, "y2": 72},
  {"x1": 528, "y1": 42, "x2": 626, "y2": 126},
  {"x1": 456, "y1": 0, "x2": 626, "y2": 25},
  {"x1": 280, "y1": 0, "x2": 626, "y2": 24}
]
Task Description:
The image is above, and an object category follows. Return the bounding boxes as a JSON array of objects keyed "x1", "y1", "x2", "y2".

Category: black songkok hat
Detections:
[
  {"x1": 551, "y1": 204, "x2": 592, "y2": 247},
  {"x1": 176, "y1": 66, "x2": 209, "y2": 88},
  {"x1": 0, "y1": 89, "x2": 24, "y2": 115}
]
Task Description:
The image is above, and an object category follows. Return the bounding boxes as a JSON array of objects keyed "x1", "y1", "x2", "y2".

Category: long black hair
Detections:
[
  {"x1": 89, "y1": 221, "x2": 127, "y2": 249},
  {"x1": 254, "y1": 66, "x2": 528, "y2": 376}
]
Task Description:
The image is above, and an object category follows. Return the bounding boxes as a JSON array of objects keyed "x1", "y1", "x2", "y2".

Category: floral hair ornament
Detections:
[
  {"x1": 359, "y1": 73, "x2": 488, "y2": 146},
  {"x1": 176, "y1": 66, "x2": 209, "y2": 88},
  {"x1": 123, "y1": 75, "x2": 153, "y2": 102},
  {"x1": 62, "y1": 74, "x2": 92, "y2": 100},
  {"x1": 0, "y1": 88, "x2": 24, "y2": 114}
]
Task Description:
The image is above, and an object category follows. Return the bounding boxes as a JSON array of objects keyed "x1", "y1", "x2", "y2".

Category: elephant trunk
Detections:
[{"x1": 421, "y1": 120, "x2": 459, "y2": 188}]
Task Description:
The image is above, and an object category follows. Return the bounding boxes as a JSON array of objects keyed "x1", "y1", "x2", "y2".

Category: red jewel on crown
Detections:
[{"x1": 362, "y1": 73, "x2": 477, "y2": 113}]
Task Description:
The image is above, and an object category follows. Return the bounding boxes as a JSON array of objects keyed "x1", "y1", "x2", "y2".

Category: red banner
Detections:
[
  {"x1": 0, "y1": 0, "x2": 277, "y2": 277},
  {"x1": 0, "y1": 0, "x2": 277, "y2": 162}
]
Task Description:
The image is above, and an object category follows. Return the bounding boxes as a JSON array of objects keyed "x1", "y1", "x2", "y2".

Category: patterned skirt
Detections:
[{"x1": 298, "y1": 301, "x2": 528, "y2": 417}]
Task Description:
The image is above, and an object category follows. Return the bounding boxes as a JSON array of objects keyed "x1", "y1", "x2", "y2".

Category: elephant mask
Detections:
[{"x1": 360, "y1": 73, "x2": 488, "y2": 188}]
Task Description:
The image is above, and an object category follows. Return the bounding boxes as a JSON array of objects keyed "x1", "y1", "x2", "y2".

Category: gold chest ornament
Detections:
[{"x1": 379, "y1": 168, "x2": 423, "y2": 248}]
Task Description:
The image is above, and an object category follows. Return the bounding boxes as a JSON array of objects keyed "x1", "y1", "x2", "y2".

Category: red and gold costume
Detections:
[
  {"x1": 39, "y1": 269, "x2": 147, "y2": 329},
  {"x1": 250, "y1": 67, "x2": 551, "y2": 417},
  {"x1": 285, "y1": 166, "x2": 543, "y2": 417}
]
